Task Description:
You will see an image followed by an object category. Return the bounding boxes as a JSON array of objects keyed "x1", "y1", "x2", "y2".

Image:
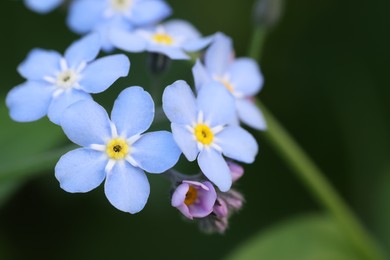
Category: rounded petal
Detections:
[
  {"x1": 171, "y1": 183, "x2": 193, "y2": 219},
  {"x1": 55, "y1": 148, "x2": 106, "y2": 193},
  {"x1": 189, "y1": 181, "x2": 217, "y2": 218},
  {"x1": 131, "y1": 131, "x2": 181, "y2": 174},
  {"x1": 171, "y1": 182, "x2": 189, "y2": 206},
  {"x1": 236, "y1": 98, "x2": 267, "y2": 130},
  {"x1": 192, "y1": 59, "x2": 212, "y2": 91},
  {"x1": 48, "y1": 89, "x2": 92, "y2": 125},
  {"x1": 204, "y1": 32, "x2": 233, "y2": 76},
  {"x1": 6, "y1": 81, "x2": 54, "y2": 122},
  {"x1": 171, "y1": 123, "x2": 198, "y2": 161},
  {"x1": 182, "y1": 35, "x2": 214, "y2": 52},
  {"x1": 146, "y1": 45, "x2": 189, "y2": 60},
  {"x1": 196, "y1": 82, "x2": 235, "y2": 126},
  {"x1": 64, "y1": 33, "x2": 101, "y2": 68},
  {"x1": 111, "y1": 87, "x2": 154, "y2": 137},
  {"x1": 110, "y1": 29, "x2": 146, "y2": 53},
  {"x1": 79, "y1": 54, "x2": 130, "y2": 93},
  {"x1": 104, "y1": 163, "x2": 150, "y2": 214},
  {"x1": 132, "y1": 0, "x2": 172, "y2": 26},
  {"x1": 198, "y1": 149, "x2": 232, "y2": 192},
  {"x1": 18, "y1": 49, "x2": 61, "y2": 80},
  {"x1": 162, "y1": 80, "x2": 197, "y2": 125},
  {"x1": 60, "y1": 99, "x2": 111, "y2": 147},
  {"x1": 67, "y1": 0, "x2": 105, "y2": 34},
  {"x1": 217, "y1": 126, "x2": 258, "y2": 163},
  {"x1": 228, "y1": 58, "x2": 264, "y2": 96},
  {"x1": 164, "y1": 19, "x2": 201, "y2": 41},
  {"x1": 24, "y1": 0, "x2": 62, "y2": 13}
]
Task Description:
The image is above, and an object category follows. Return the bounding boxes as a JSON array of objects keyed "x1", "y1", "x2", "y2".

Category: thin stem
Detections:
[
  {"x1": 256, "y1": 101, "x2": 384, "y2": 259},
  {"x1": 248, "y1": 8, "x2": 385, "y2": 259}
]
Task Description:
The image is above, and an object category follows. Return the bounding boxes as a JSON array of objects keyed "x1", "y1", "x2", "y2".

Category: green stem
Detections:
[
  {"x1": 248, "y1": 14, "x2": 385, "y2": 259},
  {"x1": 255, "y1": 101, "x2": 384, "y2": 259}
]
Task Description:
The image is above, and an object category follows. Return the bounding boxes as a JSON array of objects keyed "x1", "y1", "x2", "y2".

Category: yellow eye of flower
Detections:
[
  {"x1": 184, "y1": 186, "x2": 198, "y2": 206},
  {"x1": 106, "y1": 138, "x2": 129, "y2": 160},
  {"x1": 217, "y1": 78, "x2": 234, "y2": 93},
  {"x1": 111, "y1": 0, "x2": 133, "y2": 11},
  {"x1": 152, "y1": 33, "x2": 174, "y2": 45},
  {"x1": 194, "y1": 124, "x2": 214, "y2": 145}
]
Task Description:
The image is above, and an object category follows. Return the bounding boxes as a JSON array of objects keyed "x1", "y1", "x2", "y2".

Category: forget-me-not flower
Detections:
[
  {"x1": 162, "y1": 80, "x2": 258, "y2": 192},
  {"x1": 55, "y1": 87, "x2": 181, "y2": 213},
  {"x1": 171, "y1": 180, "x2": 217, "y2": 219},
  {"x1": 110, "y1": 19, "x2": 213, "y2": 59},
  {"x1": 67, "y1": 0, "x2": 172, "y2": 51},
  {"x1": 193, "y1": 32, "x2": 266, "y2": 130},
  {"x1": 6, "y1": 34, "x2": 129, "y2": 125},
  {"x1": 24, "y1": 0, "x2": 63, "y2": 14}
]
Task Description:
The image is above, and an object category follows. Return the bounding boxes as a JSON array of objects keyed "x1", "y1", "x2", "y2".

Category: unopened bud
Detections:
[{"x1": 253, "y1": 0, "x2": 284, "y2": 28}]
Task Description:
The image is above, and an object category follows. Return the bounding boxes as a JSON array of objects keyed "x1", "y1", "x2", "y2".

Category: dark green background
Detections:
[{"x1": 0, "y1": 0, "x2": 389, "y2": 259}]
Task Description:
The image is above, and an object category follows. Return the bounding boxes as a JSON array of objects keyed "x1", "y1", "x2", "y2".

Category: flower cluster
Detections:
[{"x1": 11, "y1": 0, "x2": 266, "y2": 233}]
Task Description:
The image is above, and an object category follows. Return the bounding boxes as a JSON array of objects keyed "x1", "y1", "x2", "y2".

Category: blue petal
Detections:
[
  {"x1": 192, "y1": 60, "x2": 212, "y2": 91},
  {"x1": 109, "y1": 29, "x2": 146, "y2": 53},
  {"x1": 6, "y1": 81, "x2": 55, "y2": 122},
  {"x1": 182, "y1": 35, "x2": 214, "y2": 52},
  {"x1": 132, "y1": 0, "x2": 172, "y2": 26},
  {"x1": 131, "y1": 131, "x2": 181, "y2": 173},
  {"x1": 204, "y1": 32, "x2": 233, "y2": 76},
  {"x1": 162, "y1": 80, "x2": 197, "y2": 125},
  {"x1": 95, "y1": 17, "x2": 133, "y2": 52},
  {"x1": 79, "y1": 54, "x2": 130, "y2": 93},
  {"x1": 228, "y1": 58, "x2": 264, "y2": 96},
  {"x1": 64, "y1": 33, "x2": 101, "y2": 68},
  {"x1": 217, "y1": 125, "x2": 258, "y2": 163},
  {"x1": 236, "y1": 98, "x2": 267, "y2": 130},
  {"x1": 104, "y1": 163, "x2": 150, "y2": 214},
  {"x1": 146, "y1": 45, "x2": 189, "y2": 60},
  {"x1": 48, "y1": 89, "x2": 92, "y2": 125},
  {"x1": 61, "y1": 99, "x2": 112, "y2": 147},
  {"x1": 111, "y1": 87, "x2": 154, "y2": 137},
  {"x1": 171, "y1": 123, "x2": 198, "y2": 161},
  {"x1": 18, "y1": 49, "x2": 61, "y2": 80},
  {"x1": 164, "y1": 19, "x2": 201, "y2": 41},
  {"x1": 198, "y1": 149, "x2": 231, "y2": 192},
  {"x1": 55, "y1": 148, "x2": 106, "y2": 193},
  {"x1": 196, "y1": 82, "x2": 235, "y2": 126},
  {"x1": 24, "y1": 0, "x2": 63, "y2": 13},
  {"x1": 67, "y1": 0, "x2": 105, "y2": 34}
]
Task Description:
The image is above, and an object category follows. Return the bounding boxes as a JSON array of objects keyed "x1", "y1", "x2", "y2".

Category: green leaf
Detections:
[
  {"x1": 0, "y1": 100, "x2": 68, "y2": 185},
  {"x1": 0, "y1": 179, "x2": 22, "y2": 207},
  {"x1": 227, "y1": 214, "x2": 361, "y2": 260}
]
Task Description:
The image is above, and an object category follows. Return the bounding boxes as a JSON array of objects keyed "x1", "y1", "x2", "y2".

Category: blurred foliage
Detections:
[
  {"x1": 0, "y1": 0, "x2": 389, "y2": 259},
  {"x1": 228, "y1": 214, "x2": 360, "y2": 260}
]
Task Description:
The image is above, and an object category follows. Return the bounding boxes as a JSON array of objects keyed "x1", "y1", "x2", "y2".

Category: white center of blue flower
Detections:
[
  {"x1": 110, "y1": 0, "x2": 133, "y2": 12},
  {"x1": 55, "y1": 69, "x2": 80, "y2": 89}
]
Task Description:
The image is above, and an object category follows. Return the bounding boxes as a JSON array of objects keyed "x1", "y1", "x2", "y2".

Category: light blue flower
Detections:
[
  {"x1": 24, "y1": 0, "x2": 63, "y2": 14},
  {"x1": 55, "y1": 87, "x2": 181, "y2": 214},
  {"x1": 67, "y1": 0, "x2": 172, "y2": 51},
  {"x1": 6, "y1": 34, "x2": 130, "y2": 125},
  {"x1": 110, "y1": 19, "x2": 214, "y2": 60},
  {"x1": 162, "y1": 80, "x2": 258, "y2": 192},
  {"x1": 193, "y1": 32, "x2": 267, "y2": 130}
]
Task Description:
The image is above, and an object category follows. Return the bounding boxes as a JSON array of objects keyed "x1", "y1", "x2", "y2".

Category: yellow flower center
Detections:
[
  {"x1": 218, "y1": 78, "x2": 234, "y2": 93},
  {"x1": 110, "y1": 0, "x2": 133, "y2": 11},
  {"x1": 194, "y1": 124, "x2": 214, "y2": 145},
  {"x1": 152, "y1": 33, "x2": 174, "y2": 45},
  {"x1": 184, "y1": 186, "x2": 198, "y2": 206},
  {"x1": 106, "y1": 138, "x2": 129, "y2": 160}
]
